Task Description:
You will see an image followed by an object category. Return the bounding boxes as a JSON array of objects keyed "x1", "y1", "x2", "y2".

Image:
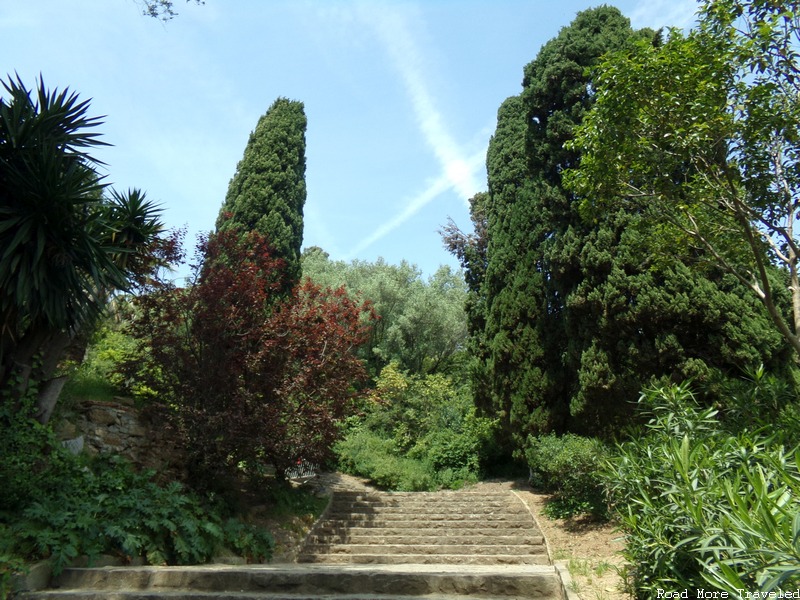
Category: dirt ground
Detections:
[
  {"x1": 267, "y1": 473, "x2": 630, "y2": 600},
  {"x1": 520, "y1": 490, "x2": 629, "y2": 600},
  {"x1": 465, "y1": 480, "x2": 630, "y2": 600}
]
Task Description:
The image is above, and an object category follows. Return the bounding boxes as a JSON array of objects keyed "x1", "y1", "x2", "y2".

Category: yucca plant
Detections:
[{"x1": 0, "y1": 74, "x2": 163, "y2": 419}]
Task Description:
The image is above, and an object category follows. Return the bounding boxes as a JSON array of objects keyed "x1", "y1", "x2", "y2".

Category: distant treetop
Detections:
[{"x1": 139, "y1": 0, "x2": 204, "y2": 21}]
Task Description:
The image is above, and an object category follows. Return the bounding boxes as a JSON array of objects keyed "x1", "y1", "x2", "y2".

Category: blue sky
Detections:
[{"x1": 2, "y1": 0, "x2": 697, "y2": 280}]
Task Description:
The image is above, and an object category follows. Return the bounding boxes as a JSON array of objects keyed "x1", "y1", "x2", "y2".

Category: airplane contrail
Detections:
[{"x1": 346, "y1": 2, "x2": 486, "y2": 256}]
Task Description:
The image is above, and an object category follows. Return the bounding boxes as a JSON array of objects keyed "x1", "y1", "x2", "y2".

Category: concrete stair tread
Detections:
[
  {"x1": 23, "y1": 593, "x2": 541, "y2": 600},
  {"x1": 318, "y1": 516, "x2": 533, "y2": 523},
  {"x1": 329, "y1": 494, "x2": 519, "y2": 500},
  {"x1": 49, "y1": 563, "x2": 558, "y2": 575},
  {"x1": 307, "y1": 544, "x2": 544, "y2": 554},
  {"x1": 313, "y1": 523, "x2": 536, "y2": 531},
  {"x1": 24, "y1": 564, "x2": 561, "y2": 599},
  {"x1": 307, "y1": 536, "x2": 545, "y2": 545},
  {"x1": 296, "y1": 555, "x2": 551, "y2": 565}
]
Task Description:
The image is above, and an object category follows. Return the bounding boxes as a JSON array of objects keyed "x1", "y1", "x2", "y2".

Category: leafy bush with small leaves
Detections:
[
  {"x1": 0, "y1": 528, "x2": 25, "y2": 600},
  {"x1": 335, "y1": 429, "x2": 436, "y2": 491},
  {"x1": 525, "y1": 433, "x2": 609, "y2": 519},
  {"x1": 0, "y1": 394, "x2": 87, "y2": 514},
  {"x1": 334, "y1": 363, "x2": 496, "y2": 490},
  {"x1": 605, "y1": 381, "x2": 800, "y2": 598}
]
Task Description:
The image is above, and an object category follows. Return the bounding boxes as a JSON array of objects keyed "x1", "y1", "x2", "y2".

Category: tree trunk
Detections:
[{"x1": 35, "y1": 375, "x2": 68, "y2": 425}]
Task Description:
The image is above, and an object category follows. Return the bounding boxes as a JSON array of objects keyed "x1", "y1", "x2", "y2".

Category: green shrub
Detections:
[
  {"x1": 264, "y1": 483, "x2": 330, "y2": 520},
  {"x1": 6, "y1": 455, "x2": 274, "y2": 575},
  {"x1": 525, "y1": 433, "x2": 609, "y2": 519},
  {"x1": 334, "y1": 363, "x2": 496, "y2": 490},
  {"x1": 605, "y1": 382, "x2": 800, "y2": 598},
  {"x1": 59, "y1": 315, "x2": 141, "y2": 407},
  {"x1": 0, "y1": 395, "x2": 87, "y2": 513},
  {"x1": 0, "y1": 527, "x2": 25, "y2": 600},
  {"x1": 220, "y1": 519, "x2": 275, "y2": 564},
  {"x1": 335, "y1": 429, "x2": 435, "y2": 491},
  {"x1": 1, "y1": 400, "x2": 273, "y2": 576}
]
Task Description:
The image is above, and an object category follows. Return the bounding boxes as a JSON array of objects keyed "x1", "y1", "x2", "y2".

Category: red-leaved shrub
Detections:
[{"x1": 126, "y1": 229, "x2": 375, "y2": 489}]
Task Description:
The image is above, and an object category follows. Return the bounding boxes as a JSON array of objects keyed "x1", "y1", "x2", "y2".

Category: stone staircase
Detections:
[
  {"x1": 18, "y1": 486, "x2": 570, "y2": 599},
  {"x1": 298, "y1": 490, "x2": 550, "y2": 566}
]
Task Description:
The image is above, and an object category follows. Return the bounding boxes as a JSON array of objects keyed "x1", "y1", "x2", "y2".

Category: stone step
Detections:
[
  {"x1": 311, "y1": 521, "x2": 533, "y2": 533},
  {"x1": 307, "y1": 543, "x2": 544, "y2": 555},
  {"x1": 327, "y1": 495, "x2": 522, "y2": 505},
  {"x1": 296, "y1": 554, "x2": 551, "y2": 565},
  {"x1": 305, "y1": 533, "x2": 546, "y2": 546},
  {"x1": 325, "y1": 506, "x2": 527, "y2": 516},
  {"x1": 310, "y1": 522, "x2": 536, "y2": 533},
  {"x1": 332, "y1": 491, "x2": 514, "y2": 497},
  {"x1": 326, "y1": 493, "x2": 523, "y2": 503},
  {"x1": 328, "y1": 490, "x2": 515, "y2": 503},
  {"x1": 22, "y1": 594, "x2": 547, "y2": 600},
  {"x1": 21, "y1": 564, "x2": 561, "y2": 599},
  {"x1": 319, "y1": 513, "x2": 532, "y2": 523}
]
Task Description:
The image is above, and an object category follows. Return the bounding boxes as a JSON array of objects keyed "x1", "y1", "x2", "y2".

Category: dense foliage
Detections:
[
  {"x1": 605, "y1": 379, "x2": 800, "y2": 597},
  {"x1": 0, "y1": 397, "x2": 273, "y2": 582},
  {"x1": 217, "y1": 98, "x2": 307, "y2": 292},
  {"x1": 302, "y1": 249, "x2": 468, "y2": 377},
  {"x1": 0, "y1": 75, "x2": 164, "y2": 420},
  {"x1": 335, "y1": 362, "x2": 496, "y2": 491},
  {"x1": 525, "y1": 433, "x2": 609, "y2": 519},
  {"x1": 125, "y1": 228, "x2": 374, "y2": 490},
  {"x1": 568, "y1": 0, "x2": 800, "y2": 358},
  {"x1": 457, "y1": 6, "x2": 792, "y2": 451}
]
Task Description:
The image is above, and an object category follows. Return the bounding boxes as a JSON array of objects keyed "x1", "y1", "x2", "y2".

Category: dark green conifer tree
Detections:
[
  {"x1": 476, "y1": 6, "x2": 791, "y2": 444},
  {"x1": 217, "y1": 98, "x2": 307, "y2": 290}
]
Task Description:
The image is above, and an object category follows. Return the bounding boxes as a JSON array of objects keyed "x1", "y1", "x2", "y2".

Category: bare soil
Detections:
[{"x1": 520, "y1": 490, "x2": 629, "y2": 600}]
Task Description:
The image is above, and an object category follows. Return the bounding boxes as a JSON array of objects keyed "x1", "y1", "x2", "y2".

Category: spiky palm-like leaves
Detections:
[{"x1": 0, "y1": 75, "x2": 163, "y2": 416}]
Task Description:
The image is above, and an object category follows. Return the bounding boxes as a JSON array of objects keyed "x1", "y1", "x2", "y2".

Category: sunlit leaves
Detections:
[
  {"x1": 127, "y1": 228, "x2": 375, "y2": 485},
  {"x1": 567, "y1": 0, "x2": 800, "y2": 356}
]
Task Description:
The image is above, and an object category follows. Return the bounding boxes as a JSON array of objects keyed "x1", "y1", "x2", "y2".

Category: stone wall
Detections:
[{"x1": 55, "y1": 397, "x2": 182, "y2": 475}]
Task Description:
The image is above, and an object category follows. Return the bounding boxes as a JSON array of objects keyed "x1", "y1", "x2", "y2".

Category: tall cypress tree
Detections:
[
  {"x1": 481, "y1": 7, "x2": 642, "y2": 442},
  {"x1": 217, "y1": 97, "x2": 307, "y2": 290},
  {"x1": 477, "y1": 6, "x2": 791, "y2": 444}
]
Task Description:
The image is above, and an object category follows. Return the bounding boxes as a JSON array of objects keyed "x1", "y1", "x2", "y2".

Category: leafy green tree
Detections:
[
  {"x1": 472, "y1": 6, "x2": 791, "y2": 444},
  {"x1": 218, "y1": 98, "x2": 307, "y2": 291},
  {"x1": 301, "y1": 251, "x2": 468, "y2": 377},
  {"x1": 566, "y1": 0, "x2": 800, "y2": 358},
  {"x1": 0, "y1": 75, "x2": 164, "y2": 421},
  {"x1": 335, "y1": 362, "x2": 497, "y2": 491},
  {"x1": 441, "y1": 192, "x2": 490, "y2": 408}
]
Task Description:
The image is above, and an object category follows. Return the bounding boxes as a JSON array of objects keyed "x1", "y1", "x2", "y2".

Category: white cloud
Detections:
[
  {"x1": 345, "y1": 148, "x2": 485, "y2": 258},
  {"x1": 345, "y1": 173, "x2": 452, "y2": 259}
]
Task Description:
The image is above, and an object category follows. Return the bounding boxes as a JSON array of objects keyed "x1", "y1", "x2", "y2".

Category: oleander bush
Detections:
[{"x1": 605, "y1": 381, "x2": 800, "y2": 597}]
